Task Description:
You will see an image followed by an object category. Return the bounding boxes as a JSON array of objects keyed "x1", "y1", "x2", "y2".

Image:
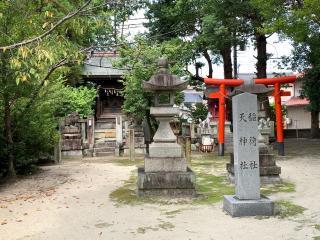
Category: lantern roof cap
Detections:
[{"x1": 142, "y1": 58, "x2": 188, "y2": 92}]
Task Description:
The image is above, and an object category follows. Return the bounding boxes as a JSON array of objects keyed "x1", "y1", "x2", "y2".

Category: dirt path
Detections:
[{"x1": 0, "y1": 139, "x2": 319, "y2": 240}]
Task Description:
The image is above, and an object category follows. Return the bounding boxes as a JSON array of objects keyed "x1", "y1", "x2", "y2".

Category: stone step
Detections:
[
  {"x1": 95, "y1": 151, "x2": 114, "y2": 157},
  {"x1": 95, "y1": 122, "x2": 115, "y2": 129},
  {"x1": 94, "y1": 147, "x2": 115, "y2": 153},
  {"x1": 94, "y1": 141, "x2": 117, "y2": 148},
  {"x1": 95, "y1": 129, "x2": 116, "y2": 139}
]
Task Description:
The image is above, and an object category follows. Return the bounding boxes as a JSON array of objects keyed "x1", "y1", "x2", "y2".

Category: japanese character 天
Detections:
[{"x1": 239, "y1": 113, "x2": 247, "y2": 122}]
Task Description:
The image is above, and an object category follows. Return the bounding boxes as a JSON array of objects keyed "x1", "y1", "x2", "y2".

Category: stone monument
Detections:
[
  {"x1": 223, "y1": 93, "x2": 274, "y2": 217},
  {"x1": 226, "y1": 78, "x2": 281, "y2": 183},
  {"x1": 137, "y1": 58, "x2": 196, "y2": 196}
]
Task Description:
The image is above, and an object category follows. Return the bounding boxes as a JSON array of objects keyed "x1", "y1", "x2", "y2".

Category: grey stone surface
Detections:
[
  {"x1": 138, "y1": 57, "x2": 195, "y2": 196},
  {"x1": 150, "y1": 106, "x2": 180, "y2": 116},
  {"x1": 227, "y1": 173, "x2": 282, "y2": 184},
  {"x1": 137, "y1": 167, "x2": 196, "y2": 196},
  {"x1": 232, "y1": 93, "x2": 260, "y2": 200},
  {"x1": 223, "y1": 195, "x2": 274, "y2": 217},
  {"x1": 142, "y1": 58, "x2": 188, "y2": 92},
  {"x1": 151, "y1": 116, "x2": 177, "y2": 143},
  {"x1": 116, "y1": 115, "x2": 123, "y2": 145},
  {"x1": 144, "y1": 157, "x2": 187, "y2": 172},
  {"x1": 149, "y1": 142, "x2": 183, "y2": 158}
]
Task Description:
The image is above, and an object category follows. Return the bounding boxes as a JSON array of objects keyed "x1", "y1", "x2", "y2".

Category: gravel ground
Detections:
[{"x1": 0, "y1": 138, "x2": 319, "y2": 240}]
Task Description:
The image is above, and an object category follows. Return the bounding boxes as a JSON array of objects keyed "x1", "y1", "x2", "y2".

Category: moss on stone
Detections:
[
  {"x1": 313, "y1": 237, "x2": 320, "y2": 240},
  {"x1": 275, "y1": 200, "x2": 306, "y2": 219},
  {"x1": 314, "y1": 224, "x2": 320, "y2": 231}
]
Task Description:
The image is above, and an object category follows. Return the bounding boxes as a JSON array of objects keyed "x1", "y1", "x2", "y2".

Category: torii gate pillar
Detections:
[
  {"x1": 205, "y1": 78, "x2": 244, "y2": 156},
  {"x1": 255, "y1": 76, "x2": 297, "y2": 156}
]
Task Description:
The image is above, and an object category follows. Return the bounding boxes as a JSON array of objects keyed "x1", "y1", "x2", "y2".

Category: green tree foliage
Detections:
[
  {"x1": 251, "y1": 0, "x2": 320, "y2": 137},
  {"x1": 144, "y1": 0, "x2": 216, "y2": 80},
  {"x1": 62, "y1": 86, "x2": 97, "y2": 118},
  {"x1": 117, "y1": 37, "x2": 191, "y2": 123},
  {"x1": 190, "y1": 103, "x2": 208, "y2": 123},
  {"x1": 0, "y1": 0, "x2": 109, "y2": 177}
]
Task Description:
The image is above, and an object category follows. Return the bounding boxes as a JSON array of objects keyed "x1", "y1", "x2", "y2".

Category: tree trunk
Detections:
[
  {"x1": 221, "y1": 47, "x2": 233, "y2": 79},
  {"x1": 220, "y1": 46, "x2": 233, "y2": 123},
  {"x1": 203, "y1": 49, "x2": 213, "y2": 78},
  {"x1": 255, "y1": 32, "x2": 272, "y2": 119},
  {"x1": 256, "y1": 33, "x2": 267, "y2": 79},
  {"x1": 4, "y1": 96, "x2": 16, "y2": 178},
  {"x1": 311, "y1": 111, "x2": 320, "y2": 138},
  {"x1": 233, "y1": 43, "x2": 238, "y2": 79}
]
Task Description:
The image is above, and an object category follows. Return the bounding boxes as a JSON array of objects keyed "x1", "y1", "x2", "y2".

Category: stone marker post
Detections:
[
  {"x1": 185, "y1": 136, "x2": 191, "y2": 164},
  {"x1": 223, "y1": 93, "x2": 274, "y2": 217},
  {"x1": 129, "y1": 129, "x2": 135, "y2": 161}
]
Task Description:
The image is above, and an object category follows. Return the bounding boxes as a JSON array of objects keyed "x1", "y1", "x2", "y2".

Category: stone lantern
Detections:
[{"x1": 137, "y1": 58, "x2": 196, "y2": 196}]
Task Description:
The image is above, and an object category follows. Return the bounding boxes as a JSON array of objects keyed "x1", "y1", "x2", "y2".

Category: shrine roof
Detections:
[
  {"x1": 83, "y1": 52, "x2": 127, "y2": 78},
  {"x1": 183, "y1": 90, "x2": 203, "y2": 103},
  {"x1": 285, "y1": 97, "x2": 309, "y2": 106}
]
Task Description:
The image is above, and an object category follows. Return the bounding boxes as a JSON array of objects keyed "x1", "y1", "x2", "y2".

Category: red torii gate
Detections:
[
  {"x1": 255, "y1": 76, "x2": 297, "y2": 156},
  {"x1": 204, "y1": 78, "x2": 244, "y2": 156}
]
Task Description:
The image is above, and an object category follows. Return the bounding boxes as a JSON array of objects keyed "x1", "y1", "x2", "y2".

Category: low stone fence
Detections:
[{"x1": 59, "y1": 113, "x2": 95, "y2": 158}]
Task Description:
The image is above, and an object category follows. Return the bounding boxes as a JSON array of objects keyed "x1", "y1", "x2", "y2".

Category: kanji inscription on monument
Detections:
[{"x1": 233, "y1": 92, "x2": 260, "y2": 200}]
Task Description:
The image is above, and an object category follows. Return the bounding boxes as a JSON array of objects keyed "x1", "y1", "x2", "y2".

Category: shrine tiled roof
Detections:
[
  {"x1": 83, "y1": 52, "x2": 127, "y2": 78},
  {"x1": 285, "y1": 97, "x2": 309, "y2": 106}
]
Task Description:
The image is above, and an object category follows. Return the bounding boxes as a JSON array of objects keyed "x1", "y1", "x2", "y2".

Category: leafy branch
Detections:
[{"x1": 0, "y1": 0, "x2": 92, "y2": 51}]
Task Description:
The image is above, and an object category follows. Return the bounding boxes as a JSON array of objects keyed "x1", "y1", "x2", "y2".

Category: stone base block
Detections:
[
  {"x1": 137, "y1": 167, "x2": 196, "y2": 196},
  {"x1": 149, "y1": 142, "x2": 183, "y2": 158},
  {"x1": 144, "y1": 157, "x2": 187, "y2": 172},
  {"x1": 138, "y1": 188, "x2": 196, "y2": 197},
  {"x1": 223, "y1": 195, "x2": 274, "y2": 217}
]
